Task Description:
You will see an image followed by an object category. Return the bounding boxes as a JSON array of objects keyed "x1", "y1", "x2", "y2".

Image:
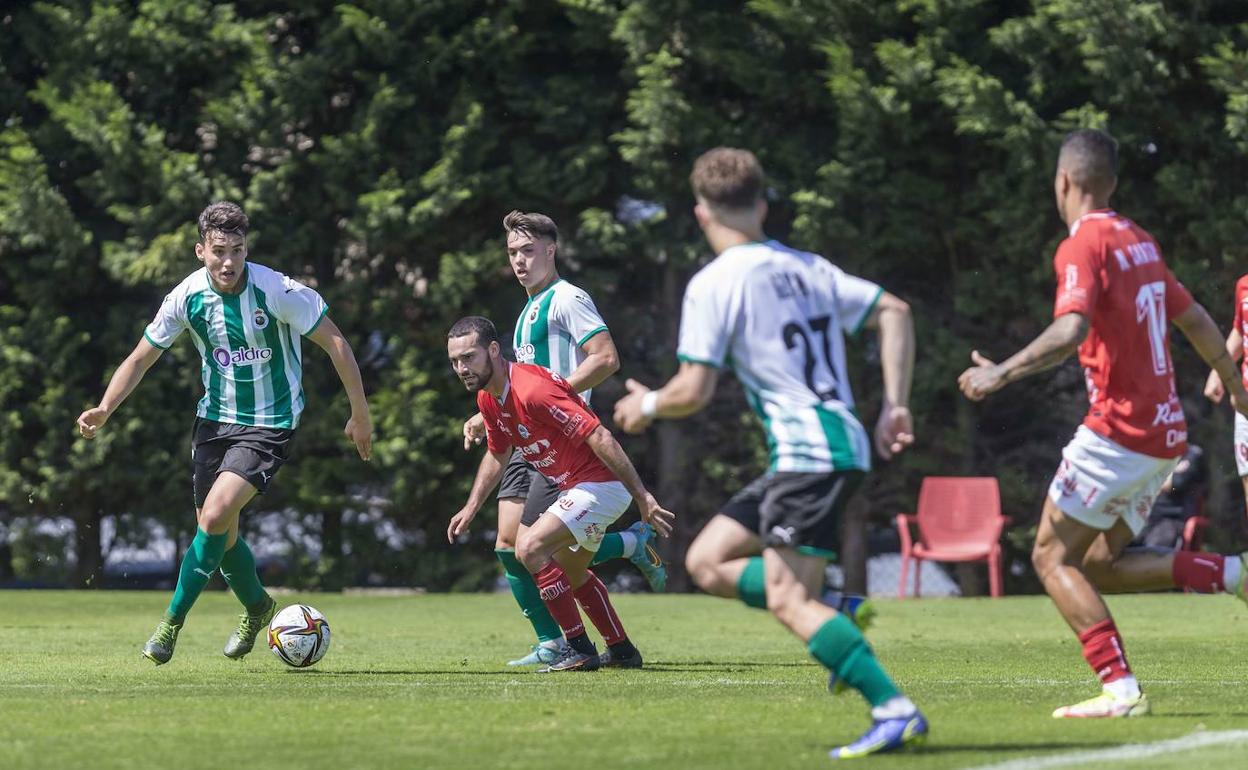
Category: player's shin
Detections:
[
  {"x1": 572, "y1": 570, "x2": 637, "y2": 660},
  {"x1": 736, "y1": 556, "x2": 769, "y2": 609},
  {"x1": 219, "y1": 536, "x2": 270, "y2": 611},
  {"x1": 533, "y1": 561, "x2": 595, "y2": 656},
  {"x1": 166, "y1": 528, "x2": 228, "y2": 622},
  {"x1": 496, "y1": 548, "x2": 563, "y2": 643},
  {"x1": 808, "y1": 614, "x2": 901, "y2": 708}
]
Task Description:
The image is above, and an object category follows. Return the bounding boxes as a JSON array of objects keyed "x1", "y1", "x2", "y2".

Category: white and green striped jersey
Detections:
[
  {"x1": 512, "y1": 278, "x2": 608, "y2": 404},
  {"x1": 677, "y1": 240, "x2": 883, "y2": 473},
  {"x1": 143, "y1": 263, "x2": 329, "y2": 429}
]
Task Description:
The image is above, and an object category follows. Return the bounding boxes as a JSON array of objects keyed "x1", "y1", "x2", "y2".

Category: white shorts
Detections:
[
  {"x1": 1235, "y1": 412, "x2": 1248, "y2": 477},
  {"x1": 543, "y1": 480, "x2": 632, "y2": 552},
  {"x1": 1047, "y1": 426, "x2": 1179, "y2": 536}
]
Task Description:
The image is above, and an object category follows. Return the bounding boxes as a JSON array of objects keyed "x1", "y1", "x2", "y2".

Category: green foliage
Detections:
[{"x1": 3, "y1": 0, "x2": 1248, "y2": 589}]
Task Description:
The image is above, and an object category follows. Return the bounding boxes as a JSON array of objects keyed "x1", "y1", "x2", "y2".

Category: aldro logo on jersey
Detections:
[{"x1": 212, "y1": 346, "x2": 273, "y2": 368}]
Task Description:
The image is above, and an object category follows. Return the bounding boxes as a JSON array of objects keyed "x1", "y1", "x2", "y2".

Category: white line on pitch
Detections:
[{"x1": 963, "y1": 729, "x2": 1248, "y2": 770}]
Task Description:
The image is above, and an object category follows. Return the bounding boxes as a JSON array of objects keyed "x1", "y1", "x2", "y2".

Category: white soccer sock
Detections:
[
  {"x1": 870, "y1": 696, "x2": 917, "y2": 720},
  {"x1": 1104, "y1": 675, "x2": 1141, "y2": 700},
  {"x1": 1223, "y1": 556, "x2": 1242, "y2": 594},
  {"x1": 618, "y1": 531, "x2": 639, "y2": 558}
]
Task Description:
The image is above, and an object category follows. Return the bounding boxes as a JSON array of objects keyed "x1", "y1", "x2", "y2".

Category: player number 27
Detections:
[
  {"x1": 783, "y1": 316, "x2": 838, "y2": 401},
  {"x1": 1135, "y1": 281, "x2": 1169, "y2": 377}
]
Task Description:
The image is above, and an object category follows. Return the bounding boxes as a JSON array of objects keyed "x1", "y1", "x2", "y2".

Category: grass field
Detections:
[{"x1": 1, "y1": 590, "x2": 1246, "y2": 769}]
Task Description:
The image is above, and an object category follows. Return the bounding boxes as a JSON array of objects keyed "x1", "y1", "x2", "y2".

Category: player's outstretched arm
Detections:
[
  {"x1": 447, "y1": 449, "x2": 509, "y2": 542},
  {"x1": 862, "y1": 292, "x2": 915, "y2": 459},
  {"x1": 583, "y1": 425, "x2": 675, "y2": 537},
  {"x1": 958, "y1": 312, "x2": 1088, "y2": 401},
  {"x1": 613, "y1": 362, "x2": 719, "y2": 435},
  {"x1": 1204, "y1": 326, "x2": 1241, "y2": 403},
  {"x1": 307, "y1": 316, "x2": 373, "y2": 461},
  {"x1": 76, "y1": 338, "x2": 164, "y2": 439},
  {"x1": 564, "y1": 331, "x2": 620, "y2": 394},
  {"x1": 1174, "y1": 303, "x2": 1248, "y2": 416}
]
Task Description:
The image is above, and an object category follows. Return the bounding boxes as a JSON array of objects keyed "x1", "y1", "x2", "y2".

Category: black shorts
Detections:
[
  {"x1": 721, "y1": 470, "x2": 864, "y2": 558},
  {"x1": 496, "y1": 449, "x2": 563, "y2": 527},
  {"x1": 191, "y1": 418, "x2": 295, "y2": 508}
]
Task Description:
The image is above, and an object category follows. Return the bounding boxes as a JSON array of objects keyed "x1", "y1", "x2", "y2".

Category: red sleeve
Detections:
[
  {"x1": 1053, "y1": 237, "x2": 1100, "y2": 318},
  {"x1": 476, "y1": 392, "x2": 511, "y2": 454},
  {"x1": 1163, "y1": 270, "x2": 1194, "y2": 319},
  {"x1": 532, "y1": 377, "x2": 601, "y2": 447},
  {"x1": 1234, "y1": 278, "x2": 1248, "y2": 331}
]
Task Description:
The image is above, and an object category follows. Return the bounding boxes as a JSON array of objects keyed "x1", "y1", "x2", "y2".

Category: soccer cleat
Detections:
[
  {"x1": 627, "y1": 521, "x2": 667, "y2": 592},
  {"x1": 598, "y1": 647, "x2": 644, "y2": 669},
  {"x1": 829, "y1": 711, "x2": 928, "y2": 759},
  {"x1": 507, "y1": 641, "x2": 563, "y2": 667},
  {"x1": 1052, "y1": 690, "x2": 1150, "y2": 718},
  {"x1": 223, "y1": 597, "x2": 277, "y2": 659},
  {"x1": 1234, "y1": 551, "x2": 1248, "y2": 606},
  {"x1": 141, "y1": 619, "x2": 183, "y2": 665},
  {"x1": 828, "y1": 594, "x2": 876, "y2": 694},
  {"x1": 538, "y1": 645, "x2": 601, "y2": 673}
]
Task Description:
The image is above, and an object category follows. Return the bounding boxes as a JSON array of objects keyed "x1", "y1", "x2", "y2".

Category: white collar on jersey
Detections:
[
  {"x1": 1069, "y1": 209, "x2": 1117, "y2": 237},
  {"x1": 495, "y1": 361, "x2": 512, "y2": 404}
]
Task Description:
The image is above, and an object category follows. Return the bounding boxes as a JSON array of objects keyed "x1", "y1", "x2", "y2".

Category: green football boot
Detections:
[
  {"x1": 223, "y1": 597, "x2": 277, "y2": 659},
  {"x1": 141, "y1": 618, "x2": 183, "y2": 665}
]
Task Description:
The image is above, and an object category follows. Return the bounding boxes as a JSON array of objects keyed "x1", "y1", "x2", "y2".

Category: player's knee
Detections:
[
  {"x1": 197, "y1": 504, "x2": 231, "y2": 534},
  {"x1": 495, "y1": 531, "x2": 517, "y2": 550},
  {"x1": 684, "y1": 545, "x2": 716, "y2": 591},
  {"x1": 765, "y1": 581, "x2": 805, "y2": 627},
  {"x1": 515, "y1": 534, "x2": 546, "y2": 572},
  {"x1": 1031, "y1": 542, "x2": 1061, "y2": 581}
]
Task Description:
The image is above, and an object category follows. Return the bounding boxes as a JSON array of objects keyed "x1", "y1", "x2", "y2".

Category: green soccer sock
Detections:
[
  {"x1": 808, "y1": 614, "x2": 901, "y2": 707},
  {"x1": 589, "y1": 532, "x2": 626, "y2": 565},
  {"x1": 219, "y1": 536, "x2": 271, "y2": 612},
  {"x1": 736, "y1": 556, "x2": 768, "y2": 609},
  {"x1": 495, "y1": 548, "x2": 562, "y2": 643},
  {"x1": 166, "y1": 529, "x2": 229, "y2": 624}
]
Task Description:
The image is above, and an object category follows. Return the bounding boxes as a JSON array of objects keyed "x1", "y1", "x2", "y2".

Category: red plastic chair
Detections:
[{"x1": 895, "y1": 477, "x2": 1010, "y2": 598}]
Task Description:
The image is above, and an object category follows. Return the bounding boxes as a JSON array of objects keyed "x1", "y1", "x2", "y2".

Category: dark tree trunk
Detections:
[
  {"x1": 72, "y1": 510, "x2": 103, "y2": 588},
  {"x1": 840, "y1": 496, "x2": 869, "y2": 594}
]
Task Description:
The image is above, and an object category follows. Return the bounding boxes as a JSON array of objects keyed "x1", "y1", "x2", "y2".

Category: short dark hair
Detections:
[
  {"x1": 502, "y1": 210, "x2": 558, "y2": 243},
  {"x1": 448, "y1": 316, "x2": 499, "y2": 348},
  {"x1": 198, "y1": 201, "x2": 249, "y2": 242},
  {"x1": 690, "y1": 147, "x2": 765, "y2": 210},
  {"x1": 1059, "y1": 129, "x2": 1118, "y2": 194}
]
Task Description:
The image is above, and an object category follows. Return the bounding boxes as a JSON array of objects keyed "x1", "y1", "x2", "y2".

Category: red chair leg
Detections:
[
  {"x1": 988, "y1": 552, "x2": 1002, "y2": 598},
  {"x1": 898, "y1": 554, "x2": 910, "y2": 599}
]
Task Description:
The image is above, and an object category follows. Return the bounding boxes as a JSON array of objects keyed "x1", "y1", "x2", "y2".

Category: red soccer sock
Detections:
[
  {"x1": 572, "y1": 570, "x2": 627, "y2": 646},
  {"x1": 1171, "y1": 551, "x2": 1225, "y2": 593},
  {"x1": 1078, "y1": 618, "x2": 1132, "y2": 685},
  {"x1": 533, "y1": 562, "x2": 585, "y2": 638}
]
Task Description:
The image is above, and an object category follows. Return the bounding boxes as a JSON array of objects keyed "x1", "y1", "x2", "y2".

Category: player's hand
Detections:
[
  {"x1": 613, "y1": 379, "x2": 654, "y2": 435},
  {"x1": 345, "y1": 410, "x2": 373, "y2": 461},
  {"x1": 463, "y1": 413, "x2": 486, "y2": 450},
  {"x1": 874, "y1": 403, "x2": 914, "y2": 460},
  {"x1": 76, "y1": 406, "x2": 110, "y2": 440},
  {"x1": 638, "y1": 493, "x2": 675, "y2": 538},
  {"x1": 1205, "y1": 369, "x2": 1226, "y2": 403},
  {"x1": 447, "y1": 507, "x2": 477, "y2": 543},
  {"x1": 958, "y1": 350, "x2": 1006, "y2": 401}
]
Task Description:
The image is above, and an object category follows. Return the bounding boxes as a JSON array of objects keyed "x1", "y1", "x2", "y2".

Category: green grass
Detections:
[{"x1": 1, "y1": 590, "x2": 1246, "y2": 769}]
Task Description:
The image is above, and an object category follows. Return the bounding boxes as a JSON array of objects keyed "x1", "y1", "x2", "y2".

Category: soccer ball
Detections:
[{"x1": 267, "y1": 604, "x2": 331, "y2": 668}]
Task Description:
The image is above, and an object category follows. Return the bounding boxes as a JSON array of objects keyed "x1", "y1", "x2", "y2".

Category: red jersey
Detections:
[
  {"x1": 478, "y1": 363, "x2": 616, "y2": 489},
  {"x1": 1053, "y1": 210, "x2": 1194, "y2": 459},
  {"x1": 1233, "y1": 275, "x2": 1248, "y2": 390}
]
